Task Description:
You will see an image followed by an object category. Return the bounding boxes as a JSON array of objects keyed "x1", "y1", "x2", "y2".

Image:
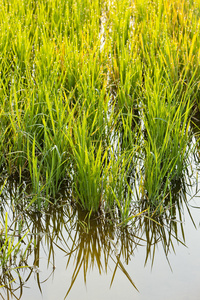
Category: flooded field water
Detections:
[{"x1": 0, "y1": 166, "x2": 200, "y2": 300}]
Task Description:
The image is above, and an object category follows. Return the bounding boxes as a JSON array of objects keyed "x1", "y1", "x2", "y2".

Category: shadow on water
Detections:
[{"x1": 0, "y1": 171, "x2": 199, "y2": 300}]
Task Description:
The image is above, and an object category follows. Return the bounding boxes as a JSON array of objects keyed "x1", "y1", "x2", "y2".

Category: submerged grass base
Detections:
[{"x1": 0, "y1": 0, "x2": 199, "y2": 217}]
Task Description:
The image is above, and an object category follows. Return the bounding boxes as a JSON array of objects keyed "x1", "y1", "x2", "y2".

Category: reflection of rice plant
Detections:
[
  {"x1": 0, "y1": 181, "x2": 192, "y2": 298},
  {"x1": 0, "y1": 180, "x2": 31, "y2": 289},
  {"x1": 0, "y1": 213, "x2": 31, "y2": 291},
  {"x1": 0, "y1": 212, "x2": 29, "y2": 268},
  {"x1": 64, "y1": 214, "x2": 140, "y2": 297}
]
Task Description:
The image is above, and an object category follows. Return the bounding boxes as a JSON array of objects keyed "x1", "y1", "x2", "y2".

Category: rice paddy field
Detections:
[{"x1": 0, "y1": 0, "x2": 200, "y2": 298}]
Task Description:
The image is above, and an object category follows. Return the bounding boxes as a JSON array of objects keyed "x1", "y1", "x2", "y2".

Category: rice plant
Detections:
[{"x1": 0, "y1": 0, "x2": 199, "y2": 217}]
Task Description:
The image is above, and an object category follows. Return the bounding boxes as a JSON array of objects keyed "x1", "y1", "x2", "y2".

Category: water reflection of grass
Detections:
[
  {"x1": 0, "y1": 0, "x2": 199, "y2": 214},
  {"x1": 0, "y1": 183, "x2": 31, "y2": 295},
  {"x1": 0, "y1": 184, "x2": 195, "y2": 299}
]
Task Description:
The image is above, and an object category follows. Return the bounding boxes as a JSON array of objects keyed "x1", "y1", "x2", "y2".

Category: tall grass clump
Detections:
[
  {"x1": 67, "y1": 106, "x2": 139, "y2": 222},
  {"x1": 140, "y1": 71, "x2": 194, "y2": 205},
  {"x1": 0, "y1": 0, "x2": 199, "y2": 217}
]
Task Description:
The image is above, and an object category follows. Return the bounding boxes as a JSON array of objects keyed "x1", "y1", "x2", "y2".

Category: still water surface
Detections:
[
  {"x1": 22, "y1": 206, "x2": 200, "y2": 300},
  {"x1": 0, "y1": 158, "x2": 200, "y2": 300},
  {"x1": 0, "y1": 183, "x2": 200, "y2": 300}
]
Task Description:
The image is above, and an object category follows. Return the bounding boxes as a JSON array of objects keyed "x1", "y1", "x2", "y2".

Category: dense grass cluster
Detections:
[{"x1": 0, "y1": 0, "x2": 199, "y2": 219}]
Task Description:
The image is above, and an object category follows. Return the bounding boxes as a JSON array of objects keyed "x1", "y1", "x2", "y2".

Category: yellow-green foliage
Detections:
[{"x1": 0, "y1": 0, "x2": 199, "y2": 215}]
